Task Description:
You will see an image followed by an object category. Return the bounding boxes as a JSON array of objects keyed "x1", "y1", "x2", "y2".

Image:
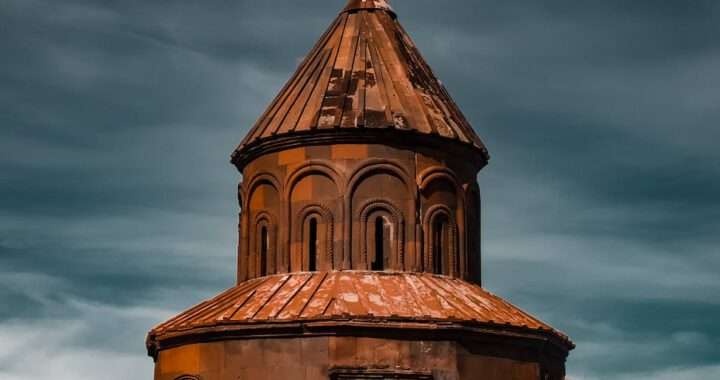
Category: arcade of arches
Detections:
[{"x1": 238, "y1": 143, "x2": 482, "y2": 284}]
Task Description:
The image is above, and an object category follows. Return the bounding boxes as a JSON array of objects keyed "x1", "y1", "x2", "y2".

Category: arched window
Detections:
[
  {"x1": 308, "y1": 217, "x2": 318, "y2": 271},
  {"x1": 425, "y1": 208, "x2": 456, "y2": 276},
  {"x1": 298, "y1": 207, "x2": 333, "y2": 272},
  {"x1": 372, "y1": 216, "x2": 387, "y2": 271},
  {"x1": 260, "y1": 225, "x2": 268, "y2": 276},
  {"x1": 253, "y1": 212, "x2": 276, "y2": 278},
  {"x1": 359, "y1": 201, "x2": 404, "y2": 272},
  {"x1": 432, "y1": 216, "x2": 448, "y2": 274}
]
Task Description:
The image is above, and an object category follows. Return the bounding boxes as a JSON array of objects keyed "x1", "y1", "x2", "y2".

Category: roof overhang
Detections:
[
  {"x1": 230, "y1": 129, "x2": 490, "y2": 172},
  {"x1": 147, "y1": 272, "x2": 571, "y2": 358}
]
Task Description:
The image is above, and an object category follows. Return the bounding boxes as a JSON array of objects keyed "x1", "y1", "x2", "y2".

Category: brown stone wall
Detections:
[
  {"x1": 237, "y1": 144, "x2": 483, "y2": 283},
  {"x1": 154, "y1": 337, "x2": 557, "y2": 380}
]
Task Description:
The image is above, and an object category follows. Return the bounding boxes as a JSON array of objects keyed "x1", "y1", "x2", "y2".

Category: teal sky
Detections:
[{"x1": 1, "y1": 1, "x2": 719, "y2": 379}]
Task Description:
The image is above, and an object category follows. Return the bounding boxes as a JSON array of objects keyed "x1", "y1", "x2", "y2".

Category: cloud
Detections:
[
  {"x1": 570, "y1": 364, "x2": 720, "y2": 380},
  {"x1": 0, "y1": 313, "x2": 154, "y2": 380}
]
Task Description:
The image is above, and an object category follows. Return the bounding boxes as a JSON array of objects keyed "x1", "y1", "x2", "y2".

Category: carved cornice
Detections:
[
  {"x1": 147, "y1": 318, "x2": 572, "y2": 361},
  {"x1": 231, "y1": 129, "x2": 488, "y2": 172}
]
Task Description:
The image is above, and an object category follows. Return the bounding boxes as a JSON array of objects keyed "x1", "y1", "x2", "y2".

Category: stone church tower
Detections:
[{"x1": 147, "y1": 1, "x2": 573, "y2": 379}]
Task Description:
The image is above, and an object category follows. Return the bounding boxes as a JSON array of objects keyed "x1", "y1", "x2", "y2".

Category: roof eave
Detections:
[
  {"x1": 230, "y1": 129, "x2": 490, "y2": 173},
  {"x1": 147, "y1": 318, "x2": 572, "y2": 359}
]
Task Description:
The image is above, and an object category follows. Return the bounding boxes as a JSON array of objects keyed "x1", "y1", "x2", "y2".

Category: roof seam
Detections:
[
  {"x1": 168, "y1": 280, "x2": 258, "y2": 329},
  {"x1": 417, "y1": 274, "x2": 476, "y2": 320},
  {"x1": 289, "y1": 49, "x2": 333, "y2": 133},
  {"x1": 337, "y1": 10, "x2": 365, "y2": 128},
  {"x1": 272, "y1": 273, "x2": 314, "y2": 319},
  {"x1": 313, "y1": 14, "x2": 350, "y2": 129},
  {"x1": 247, "y1": 17, "x2": 342, "y2": 143},
  {"x1": 274, "y1": 48, "x2": 331, "y2": 134},
  {"x1": 366, "y1": 35, "x2": 393, "y2": 127},
  {"x1": 371, "y1": 12, "x2": 422, "y2": 132},
  {"x1": 250, "y1": 275, "x2": 292, "y2": 320},
  {"x1": 298, "y1": 271, "x2": 328, "y2": 318}
]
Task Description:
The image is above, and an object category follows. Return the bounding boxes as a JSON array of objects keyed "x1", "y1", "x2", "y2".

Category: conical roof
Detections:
[{"x1": 231, "y1": 0, "x2": 488, "y2": 168}]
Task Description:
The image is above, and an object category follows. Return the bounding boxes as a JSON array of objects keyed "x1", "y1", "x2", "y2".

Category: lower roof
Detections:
[{"x1": 147, "y1": 271, "x2": 572, "y2": 354}]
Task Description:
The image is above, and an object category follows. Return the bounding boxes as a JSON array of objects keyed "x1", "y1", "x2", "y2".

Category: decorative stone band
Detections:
[
  {"x1": 147, "y1": 272, "x2": 573, "y2": 357},
  {"x1": 231, "y1": 128, "x2": 489, "y2": 171}
]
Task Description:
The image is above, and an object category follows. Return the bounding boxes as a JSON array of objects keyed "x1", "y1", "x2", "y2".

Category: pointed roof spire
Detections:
[
  {"x1": 231, "y1": 0, "x2": 488, "y2": 169},
  {"x1": 342, "y1": 0, "x2": 396, "y2": 18}
]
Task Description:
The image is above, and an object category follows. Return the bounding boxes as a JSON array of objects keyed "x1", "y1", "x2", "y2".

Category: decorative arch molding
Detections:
[
  {"x1": 417, "y1": 166, "x2": 460, "y2": 192},
  {"x1": 344, "y1": 159, "x2": 415, "y2": 269},
  {"x1": 359, "y1": 199, "x2": 404, "y2": 225},
  {"x1": 293, "y1": 203, "x2": 335, "y2": 270},
  {"x1": 243, "y1": 172, "x2": 282, "y2": 211},
  {"x1": 423, "y1": 204, "x2": 458, "y2": 276},
  {"x1": 422, "y1": 205, "x2": 455, "y2": 233},
  {"x1": 358, "y1": 199, "x2": 405, "y2": 270},
  {"x1": 253, "y1": 210, "x2": 278, "y2": 226},
  {"x1": 347, "y1": 159, "x2": 413, "y2": 194},
  {"x1": 284, "y1": 161, "x2": 344, "y2": 271},
  {"x1": 284, "y1": 160, "x2": 345, "y2": 199},
  {"x1": 239, "y1": 174, "x2": 281, "y2": 281},
  {"x1": 419, "y1": 167, "x2": 466, "y2": 277}
]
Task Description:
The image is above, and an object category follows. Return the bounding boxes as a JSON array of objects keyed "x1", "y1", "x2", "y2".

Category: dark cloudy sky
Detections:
[{"x1": 1, "y1": 0, "x2": 719, "y2": 379}]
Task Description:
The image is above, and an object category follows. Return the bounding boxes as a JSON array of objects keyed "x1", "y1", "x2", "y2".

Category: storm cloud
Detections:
[{"x1": 1, "y1": 1, "x2": 719, "y2": 379}]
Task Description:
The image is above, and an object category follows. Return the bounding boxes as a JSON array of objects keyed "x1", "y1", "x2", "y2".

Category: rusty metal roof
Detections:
[
  {"x1": 148, "y1": 272, "x2": 571, "y2": 349},
  {"x1": 232, "y1": 0, "x2": 488, "y2": 165}
]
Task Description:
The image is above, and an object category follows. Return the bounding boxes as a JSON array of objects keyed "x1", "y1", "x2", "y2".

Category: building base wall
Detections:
[{"x1": 154, "y1": 336, "x2": 564, "y2": 380}]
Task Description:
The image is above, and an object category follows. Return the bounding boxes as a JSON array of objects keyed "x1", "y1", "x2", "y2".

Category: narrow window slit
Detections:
[
  {"x1": 260, "y1": 225, "x2": 268, "y2": 276},
  {"x1": 308, "y1": 217, "x2": 318, "y2": 271},
  {"x1": 372, "y1": 216, "x2": 385, "y2": 271},
  {"x1": 433, "y1": 218, "x2": 445, "y2": 275}
]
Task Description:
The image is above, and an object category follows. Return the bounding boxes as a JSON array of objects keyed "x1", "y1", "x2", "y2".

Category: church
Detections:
[{"x1": 146, "y1": 1, "x2": 573, "y2": 379}]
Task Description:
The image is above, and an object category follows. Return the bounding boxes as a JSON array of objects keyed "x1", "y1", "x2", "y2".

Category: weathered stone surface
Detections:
[{"x1": 153, "y1": 338, "x2": 553, "y2": 380}]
